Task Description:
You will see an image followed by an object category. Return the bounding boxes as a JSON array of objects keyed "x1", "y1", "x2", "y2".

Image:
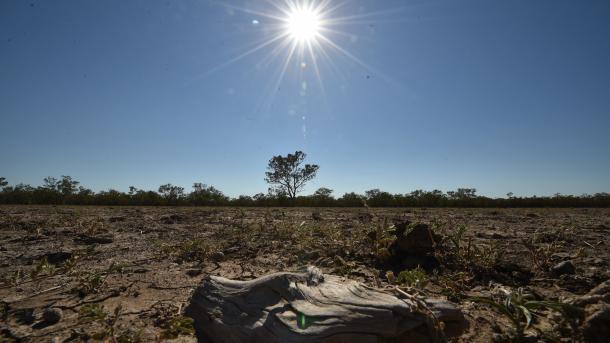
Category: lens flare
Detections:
[{"x1": 286, "y1": 7, "x2": 321, "y2": 43}]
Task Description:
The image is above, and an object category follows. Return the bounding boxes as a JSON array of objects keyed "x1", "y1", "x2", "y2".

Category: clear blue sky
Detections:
[{"x1": 1, "y1": 0, "x2": 609, "y2": 198}]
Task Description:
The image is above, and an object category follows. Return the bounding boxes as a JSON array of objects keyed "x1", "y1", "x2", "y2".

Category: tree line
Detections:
[{"x1": 1, "y1": 176, "x2": 609, "y2": 208}]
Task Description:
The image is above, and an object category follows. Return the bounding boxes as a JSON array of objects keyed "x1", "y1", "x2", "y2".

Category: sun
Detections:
[{"x1": 285, "y1": 7, "x2": 322, "y2": 44}]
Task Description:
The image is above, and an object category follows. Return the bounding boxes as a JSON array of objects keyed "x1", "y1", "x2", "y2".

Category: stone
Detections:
[
  {"x1": 551, "y1": 260, "x2": 576, "y2": 276},
  {"x1": 42, "y1": 307, "x2": 62, "y2": 324},
  {"x1": 394, "y1": 222, "x2": 436, "y2": 255},
  {"x1": 44, "y1": 251, "x2": 73, "y2": 265},
  {"x1": 186, "y1": 269, "x2": 202, "y2": 277}
]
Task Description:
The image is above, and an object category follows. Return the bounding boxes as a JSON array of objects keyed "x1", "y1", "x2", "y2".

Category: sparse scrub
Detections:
[
  {"x1": 160, "y1": 316, "x2": 195, "y2": 339},
  {"x1": 390, "y1": 266, "x2": 429, "y2": 288},
  {"x1": 74, "y1": 270, "x2": 106, "y2": 296},
  {"x1": 472, "y1": 286, "x2": 583, "y2": 342}
]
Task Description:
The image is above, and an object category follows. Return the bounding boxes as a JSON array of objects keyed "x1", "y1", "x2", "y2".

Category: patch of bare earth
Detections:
[{"x1": 1, "y1": 206, "x2": 609, "y2": 342}]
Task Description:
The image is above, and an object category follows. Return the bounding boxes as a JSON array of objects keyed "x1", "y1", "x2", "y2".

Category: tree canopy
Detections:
[{"x1": 265, "y1": 151, "x2": 319, "y2": 199}]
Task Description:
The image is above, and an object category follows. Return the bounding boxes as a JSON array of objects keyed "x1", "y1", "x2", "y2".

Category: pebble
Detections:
[{"x1": 551, "y1": 260, "x2": 576, "y2": 276}]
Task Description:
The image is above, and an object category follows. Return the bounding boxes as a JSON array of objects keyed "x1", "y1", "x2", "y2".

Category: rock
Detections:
[
  {"x1": 44, "y1": 251, "x2": 72, "y2": 265},
  {"x1": 551, "y1": 260, "x2": 576, "y2": 276},
  {"x1": 42, "y1": 307, "x2": 62, "y2": 324},
  {"x1": 186, "y1": 269, "x2": 203, "y2": 277},
  {"x1": 582, "y1": 304, "x2": 610, "y2": 343},
  {"x1": 394, "y1": 222, "x2": 436, "y2": 255},
  {"x1": 210, "y1": 251, "x2": 225, "y2": 262}
]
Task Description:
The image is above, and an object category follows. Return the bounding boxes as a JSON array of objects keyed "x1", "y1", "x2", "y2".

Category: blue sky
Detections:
[{"x1": 1, "y1": 0, "x2": 609, "y2": 198}]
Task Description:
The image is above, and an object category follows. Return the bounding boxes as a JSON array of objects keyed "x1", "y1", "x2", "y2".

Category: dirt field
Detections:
[{"x1": 1, "y1": 206, "x2": 609, "y2": 342}]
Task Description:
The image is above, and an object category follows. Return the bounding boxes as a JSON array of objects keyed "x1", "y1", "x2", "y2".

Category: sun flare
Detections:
[{"x1": 285, "y1": 7, "x2": 321, "y2": 43}]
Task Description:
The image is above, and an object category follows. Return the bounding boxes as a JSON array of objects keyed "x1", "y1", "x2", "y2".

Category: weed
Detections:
[
  {"x1": 396, "y1": 266, "x2": 429, "y2": 288},
  {"x1": 160, "y1": 316, "x2": 195, "y2": 339},
  {"x1": 30, "y1": 257, "x2": 56, "y2": 278},
  {"x1": 176, "y1": 239, "x2": 210, "y2": 262},
  {"x1": 74, "y1": 270, "x2": 106, "y2": 296},
  {"x1": 521, "y1": 234, "x2": 562, "y2": 274},
  {"x1": 471, "y1": 286, "x2": 583, "y2": 342},
  {"x1": 78, "y1": 304, "x2": 107, "y2": 323},
  {"x1": 79, "y1": 304, "x2": 132, "y2": 341},
  {"x1": 156, "y1": 238, "x2": 212, "y2": 263},
  {"x1": 368, "y1": 217, "x2": 394, "y2": 262}
]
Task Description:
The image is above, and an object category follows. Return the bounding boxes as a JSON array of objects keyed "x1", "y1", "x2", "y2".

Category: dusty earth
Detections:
[{"x1": 0, "y1": 206, "x2": 609, "y2": 342}]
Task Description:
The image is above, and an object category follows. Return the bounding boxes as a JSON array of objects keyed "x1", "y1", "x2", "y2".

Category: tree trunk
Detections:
[{"x1": 186, "y1": 267, "x2": 461, "y2": 343}]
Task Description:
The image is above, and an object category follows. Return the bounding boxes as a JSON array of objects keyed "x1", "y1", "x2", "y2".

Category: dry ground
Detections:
[{"x1": 1, "y1": 206, "x2": 609, "y2": 342}]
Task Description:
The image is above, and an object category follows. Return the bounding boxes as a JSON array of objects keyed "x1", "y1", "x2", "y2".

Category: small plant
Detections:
[
  {"x1": 79, "y1": 304, "x2": 132, "y2": 341},
  {"x1": 521, "y1": 236, "x2": 562, "y2": 274},
  {"x1": 448, "y1": 224, "x2": 468, "y2": 251},
  {"x1": 78, "y1": 304, "x2": 107, "y2": 323},
  {"x1": 176, "y1": 239, "x2": 210, "y2": 262},
  {"x1": 472, "y1": 286, "x2": 583, "y2": 342},
  {"x1": 396, "y1": 266, "x2": 429, "y2": 288},
  {"x1": 156, "y1": 238, "x2": 212, "y2": 263},
  {"x1": 30, "y1": 257, "x2": 56, "y2": 278},
  {"x1": 74, "y1": 270, "x2": 106, "y2": 296},
  {"x1": 368, "y1": 217, "x2": 394, "y2": 262},
  {"x1": 160, "y1": 316, "x2": 195, "y2": 339}
]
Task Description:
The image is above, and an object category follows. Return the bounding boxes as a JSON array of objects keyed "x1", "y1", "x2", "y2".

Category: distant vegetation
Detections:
[{"x1": 0, "y1": 175, "x2": 608, "y2": 208}]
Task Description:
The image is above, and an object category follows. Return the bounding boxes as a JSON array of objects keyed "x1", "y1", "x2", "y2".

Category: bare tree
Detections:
[{"x1": 265, "y1": 151, "x2": 319, "y2": 199}]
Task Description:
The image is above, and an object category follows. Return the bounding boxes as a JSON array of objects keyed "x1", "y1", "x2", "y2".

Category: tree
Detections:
[
  {"x1": 43, "y1": 176, "x2": 58, "y2": 190},
  {"x1": 158, "y1": 184, "x2": 184, "y2": 202},
  {"x1": 265, "y1": 151, "x2": 319, "y2": 199},
  {"x1": 128, "y1": 186, "x2": 138, "y2": 195},
  {"x1": 0, "y1": 177, "x2": 8, "y2": 188},
  {"x1": 314, "y1": 187, "x2": 333, "y2": 198},
  {"x1": 57, "y1": 175, "x2": 79, "y2": 196},
  {"x1": 189, "y1": 183, "x2": 228, "y2": 205}
]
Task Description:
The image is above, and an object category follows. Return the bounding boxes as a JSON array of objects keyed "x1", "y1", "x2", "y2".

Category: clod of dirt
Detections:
[
  {"x1": 43, "y1": 251, "x2": 73, "y2": 265},
  {"x1": 159, "y1": 214, "x2": 184, "y2": 224},
  {"x1": 551, "y1": 260, "x2": 576, "y2": 276},
  {"x1": 42, "y1": 307, "x2": 62, "y2": 324},
  {"x1": 386, "y1": 221, "x2": 440, "y2": 271},
  {"x1": 582, "y1": 304, "x2": 610, "y2": 343},
  {"x1": 186, "y1": 269, "x2": 202, "y2": 277},
  {"x1": 393, "y1": 222, "x2": 436, "y2": 255}
]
